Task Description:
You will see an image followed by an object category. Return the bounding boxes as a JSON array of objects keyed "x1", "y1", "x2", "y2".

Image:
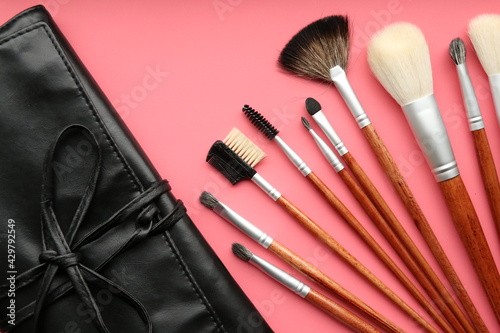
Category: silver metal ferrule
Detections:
[
  {"x1": 274, "y1": 136, "x2": 312, "y2": 176},
  {"x1": 402, "y1": 94, "x2": 459, "y2": 182},
  {"x1": 215, "y1": 202, "x2": 273, "y2": 248},
  {"x1": 330, "y1": 66, "x2": 371, "y2": 128},
  {"x1": 250, "y1": 254, "x2": 311, "y2": 298},
  {"x1": 311, "y1": 110, "x2": 348, "y2": 156},
  {"x1": 307, "y1": 128, "x2": 344, "y2": 173},
  {"x1": 488, "y1": 74, "x2": 500, "y2": 125},
  {"x1": 456, "y1": 63, "x2": 484, "y2": 131},
  {"x1": 251, "y1": 173, "x2": 282, "y2": 200}
]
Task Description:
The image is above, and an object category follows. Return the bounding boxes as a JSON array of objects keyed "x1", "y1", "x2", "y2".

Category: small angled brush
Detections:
[
  {"x1": 279, "y1": 18, "x2": 474, "y2": 331},
  {"x1": 468, "y1": 14, "x2": 500, "y2": 126},
  {"x1": 242, "y1": 104, "x2": 450, "y2": 332},
  {"x1": 304, "y1": 98, "x2": 473, "y2": 333},
  {"x1": 450, "y1": 37, "x2": 500, "y2": 242},
  {"x1": 200, "y1": 191, "x2": 405, "y2": 333},
  {"x1": 231, "y1": 243, "x2": 382, "y2": 333},
  {"x1": 368, "y1": 22, "x2": 500, "y2": 325},
  {"x1": 206, "y1": 129, "x2": 433, "y2": 330}
]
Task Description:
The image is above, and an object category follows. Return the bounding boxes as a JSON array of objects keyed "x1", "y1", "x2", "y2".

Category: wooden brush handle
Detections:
[
  {"x1": 268, "y1": 241, "x2": 404, "y2": 333},
  {"x1": 361, "y1": 124, "x2": 489, "y2": 333},
  {"x1": 275, "y1": 195, "x2": 433, "y2": 332},
  {"x1": 304, "y1": 289, "x2": 382, "y2": 333},
  {"x1": 472, "y1": 128, "x2": 500, "y2": 237},
  {"x1": 306, "y1": 172, "x2": 451, "y2": 333},
  {"x1": 439, "y1": 175, "x2": 500, "y2": 322},
  {"x1": 342, "y1": 147, "x2": 474, "y2": 333},
  {"x1": 336, "y1": 169, "x2": 457, "y2": 333}
]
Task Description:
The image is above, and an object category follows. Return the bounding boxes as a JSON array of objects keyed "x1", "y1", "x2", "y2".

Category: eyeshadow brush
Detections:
[
  {"x1": 278, "y1": 17, "x2": 475, "y2": 332},
  {"x1": 304, "y1": 98, "x2": 475, "y2": 333},
  {"x1": 232, "y1": 243, "x2": 382, "y2": 333},
  {"x1": 200, "y1": 191, "x2": 406, "y2": 333},
  {"x1": 206, "y1": 131, "x2": 435, "y2": 331},
  {"x1": 368, "y1": 21, "x2": 500, "y2": 325},
  {"x1": 468, "y1": 14, "x2": 500, "y2": 126},
  {"x1": 242, "y1": 104, "x2": 453, "y2": 332},
  {"x1": 449, "y1": 37, "x2": 500, "y2": 241}
]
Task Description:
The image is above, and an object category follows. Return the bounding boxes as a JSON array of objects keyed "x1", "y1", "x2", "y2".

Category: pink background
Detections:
[{"x1": 2, "y1": 1, "x2": 500, "y2": 332}]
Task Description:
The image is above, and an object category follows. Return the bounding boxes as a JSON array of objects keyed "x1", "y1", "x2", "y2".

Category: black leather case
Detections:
[{"x1": 0, "y1": 6, "x2": 273, "y2": 333}]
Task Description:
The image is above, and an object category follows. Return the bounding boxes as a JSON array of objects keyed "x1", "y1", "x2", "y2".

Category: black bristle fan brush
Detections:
[
  {"x1": 241, "y1": 104, "x2": 458, "y2": 333},
  {"x1": 206, "y1": 130, "x2": 436, "y2": 333},
  {"x1": 367, "y1": 21, "x2": 500, "y2": 326},
  {"x1": 278, "y1": 15, "x2": 483, "y2": 333}
]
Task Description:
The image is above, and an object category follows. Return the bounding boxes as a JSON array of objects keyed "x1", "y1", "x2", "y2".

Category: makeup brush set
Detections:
[{"x1": 201, "y1": 15, "x2": 500, "y2": 332}]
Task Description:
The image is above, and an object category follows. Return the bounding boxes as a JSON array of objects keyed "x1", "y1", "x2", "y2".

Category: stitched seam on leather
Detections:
[
  {"x1": 162, "y1": 231, "x2": 227, "y2": 333},
  {"x1": 0, "y1": 6, "x2": 42, "y2": 34}
]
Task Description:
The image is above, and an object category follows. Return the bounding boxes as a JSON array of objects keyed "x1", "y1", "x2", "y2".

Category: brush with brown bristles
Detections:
[
  {"x1": 450, "y1": 37, "x2": 500, "y2": 243},
  {"x1": 206, "y1": 128, "x2": 436, "y2": 332},
  {"x1": 368, "y1": 21, "x2": 500, "y2": 326},
  {"x1": 200, "y1": 191, "x2": 404, "y2": 333},
  {"x1": 231, "y1": 243, "x2": 383, "y2": 333},
  {"x1": 279, "y1": 16, "x2": 479, "y2": 333},
  {"x1": 241, "y1": 104, "x2": 454, "y2": 333},
  {"x1": 468, "y1": 14, "x2": 500, "y2": 126}
]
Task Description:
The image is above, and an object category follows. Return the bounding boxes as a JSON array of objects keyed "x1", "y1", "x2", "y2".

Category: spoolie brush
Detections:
[
  {"x1": 206, "y1": 129, "x2": 435, "y2": 331},
  {"x1": 243, "y1": 104, "x2": 451, "y2": 332},
  {"x1": 200, "y1": 191, "x2": 403, "y2": 333},
  {"x1": 468, "y1": 14, "x2": 500, "y2": 126},
  {"x1": 231, "y1": 243, "x2": 382, "y2": 333},
  {"x1": 368, "y1": 22, "x2": 500, "y2": 325},
  {"x1": 450, "y1": 37, "x2": 500, "y2": 245},
  {"x1": 305, "y1": 97, "x2": 473, "y2": 333}
]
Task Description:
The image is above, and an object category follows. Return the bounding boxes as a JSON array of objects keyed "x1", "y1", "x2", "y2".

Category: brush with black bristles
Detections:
[
  {"x1": 243, "y1": 104, "x2": 453, "y2": 333},
  {"x1": 278, "y1": 19, "x2": 474, "y2": 331},
  {"x1": 450, "y1": 37, "x2": 500, "y2": 244},
  {"x1": 305, "y1": 97, "x2": 473, "y2": 333},
  {"x1": 468, "y1": 14, "x2": 500, "y2": 126},
  {"x1": 368, "y1": 21, "x2": 500, "y2": 326},
  {"x1": 231, "y1": 243, "x2": 382, "y2": 333},
  {"x1": 206, "y1": 129, "x2": 437, "y2": 331},
  {"x1": 200, "y1": 191, "x2": 405, "y2": 333}
]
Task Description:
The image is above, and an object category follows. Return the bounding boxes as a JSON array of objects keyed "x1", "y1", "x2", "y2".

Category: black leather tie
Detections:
[{"x1": 0, "y1": 125, "x2": 186, "y2": 333}]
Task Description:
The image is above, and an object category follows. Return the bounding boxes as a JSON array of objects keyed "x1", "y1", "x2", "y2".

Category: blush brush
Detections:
[
  {"x1": 368, "y1": 22, "x2": 500, "y2": 325},
  {"x1": 200, "y1": 191, "x2": 404, "y2": 333},
  {"x1": 242, "y1": 104, "x2": 454, "y2": 333},
  {"x1": 231, "y1": 243, "x2": 382, "y2": 333},
  {"x1": 449, "y1": 37, "x2": 500, "y2": 241},
  {"x1": 206, "y1": 129, "x2": 436, "y2": 331},
  {"x1": 468, "y1": 14, "x2": 500, "y2": 126},
  {"x1": 278, "y1": 17, "x2": 476, "y2": 332}
]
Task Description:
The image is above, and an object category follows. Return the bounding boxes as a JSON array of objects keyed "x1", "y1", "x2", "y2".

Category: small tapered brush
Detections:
[
  {"x1": 368, "y1": 22, "x2": 500, "y2": 325},
  {"x1": 468, "y1": 14, "x2": 500, "y2": 126},
  {"x1": 450, "y1": 37, "x2": 500, "y2": 242},
  {"x1": 242, "y1": 104, "x2": 452, "y2": 332},
  {"x1": 206, "y1": 129, "x2": 435, "y2": 330},
  {"x1": 305, "y1": 98, "x2": 474, "y2": 333},
  {"x1": 200, "y1": 191, "x2": 405, "y2": 333},
  {"x1": 280, "y1": 15, "x2": 476, "y2": 327},
  {"x1": 231, "y1": 243, "x2": 382, "y2": 333}
]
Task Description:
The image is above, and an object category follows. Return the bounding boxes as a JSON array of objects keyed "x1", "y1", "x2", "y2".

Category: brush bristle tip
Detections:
[
  {"x1": 199, "y1": 191, "x2": 219, "y2": 210},
  {"x1": 305, "y1": 97, "x2": 322, "y2": 115},
  {"x1": 232, "y1": 243, "x2": 253, "y2": 262}
]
